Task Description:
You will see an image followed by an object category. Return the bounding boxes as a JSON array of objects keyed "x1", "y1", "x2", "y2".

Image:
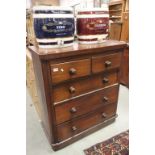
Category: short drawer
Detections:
[
  {"x1": 53, "y1": 71, "x2": 118, "y2": 103},
  {"x1": 55, "y1": 85, "x2": 118, "y2": 124},
  {"x1": 92, "y1": 53, "x2": 122, "y2": 73},
  {"x1": 56, "y1": 103, "x2": 117, "y2": 141},
  {"x1": 51, "y1": 59, "x2": 91, "y2": 84}
]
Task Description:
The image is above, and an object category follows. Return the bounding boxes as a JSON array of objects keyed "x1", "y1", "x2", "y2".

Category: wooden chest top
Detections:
[{"x1": 28, "y1": 40, "x2": 126, "y2": 60}]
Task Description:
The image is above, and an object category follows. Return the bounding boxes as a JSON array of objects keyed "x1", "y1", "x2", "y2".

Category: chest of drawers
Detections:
[{"x1": 28, "y1": 40, "x2": 126, "y2": 150}]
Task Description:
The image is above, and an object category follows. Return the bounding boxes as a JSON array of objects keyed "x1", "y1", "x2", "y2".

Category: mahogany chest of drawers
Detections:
[{"x1": 28, "y1": 40, "x2": 126, "y2": 150}]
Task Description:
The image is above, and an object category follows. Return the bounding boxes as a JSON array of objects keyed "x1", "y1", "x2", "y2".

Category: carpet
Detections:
[{"x1": 84, "y1": 130, "x2": 129, "y2": 155}]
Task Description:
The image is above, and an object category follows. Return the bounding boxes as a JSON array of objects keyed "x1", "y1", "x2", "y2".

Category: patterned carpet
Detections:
[{"x1": 84, "y1": 130, "x2": 129, "y2": 155}]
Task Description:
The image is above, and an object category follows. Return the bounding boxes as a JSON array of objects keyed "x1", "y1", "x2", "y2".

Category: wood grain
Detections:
[
  {"x1": 109, "y1": 22, "x2": 122, "y2": 40},
  {"x1": 120, "y1": 12, "x2": 129, "y2": 42},
  {"x1": 55, "y1": 85, "x2": 119, "y2": 124},
  {"x1": 51, "y1": 59, "x2": 91, "y2": 84},
  {"x1": 92, "y1": 53, "x2": 122, "y2": 73},
  {"x1": 57, "y1": 103, "x2": 117, "y2": 141},
  {"x1": 120, "y1": 45, "x2": 129, "y2": 87},
  {"x1": 26, "y1": 49, "x2": 41, "y2": 118},
  {"x1": 53, "y1": 71, "x2": 118, "y2": 103},
  {"x1": 28, "y1": 40, "x2": 127, "y2": 60}
]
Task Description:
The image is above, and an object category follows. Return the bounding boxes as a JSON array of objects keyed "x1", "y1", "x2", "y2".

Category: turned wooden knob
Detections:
[
  {"x1": 102, "y1": 77, "x2": 109, "y2": 83},
  {"x1": 103, "y1": 96, "x2": 109, "y2": 102},
  {"x1": 70, "y1": 107, "x2": 77, "y2": 113},
  {"x1": 102, "y1": 113, "x2": 107, "y2": 118},
  {"x1": 69, "y1": 68, "x2": 76, "y2": 75},
  {"x1": 69, "y1": 86, "x2": 76, "y2": 94},
  {"x1": 105, "y1": 61, "x2": 112, "y2": 67},
  {"x1": 72, "y1": 126, "x2": 77, "y2": 131}
]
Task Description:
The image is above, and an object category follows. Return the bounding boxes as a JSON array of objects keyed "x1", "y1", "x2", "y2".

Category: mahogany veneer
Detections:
[{"x1": 28, "y1": 40, "x2": 126, "y2": 151}]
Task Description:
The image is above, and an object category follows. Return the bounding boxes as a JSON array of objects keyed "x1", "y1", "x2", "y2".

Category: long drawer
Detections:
[
  {"x1": 92, "y1": 53, "x2": 122, "y2": 73},
  {"x1": 51, "y1": 59, "x2": 91, "y2": 84},
  {"x1": 56, "y1": 103, "x2": 117, "y2": 141},
  {"x1": 55, "y1": 85, "x2": 119, "y2": 125},
  {"x1": 53, "y1": 71, "x2": 118, "y2": 103}
]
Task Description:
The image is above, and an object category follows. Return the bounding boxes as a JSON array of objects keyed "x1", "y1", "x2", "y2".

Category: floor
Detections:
[{"x1": 26, "y1": 85, "x2": 129, "y2": 155}]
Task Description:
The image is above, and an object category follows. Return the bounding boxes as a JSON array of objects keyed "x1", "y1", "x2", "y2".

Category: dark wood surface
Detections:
[
  {"x1": 120, "y1": 12, "x2": 129, "y2": 42},
  {"x1": 28, "y1": 40, "x2": 126, "y2": 151},
  {"x1": 109, "y1": 22, "x2": 122, "y2": 40},
  {"x1": 28, "y1": 40, "x2": 126, "y2": 60},
  {"x1": 52, "y1": 117, "x2": 117, "y2": 150},
  {"x1": 120, "y1": 44, "x2": 129, "y2": 87},
  {"x1": 92, "y1": 53, "x2": 122, "y2": 73},
  {"x1": 55, "y1": 85, "x2": 119, "y2": 125},
  {"x1": 57, "y1": 103, "x2": 117, "y2": 141},
  {"x1": 30, "y1": 52, "x2": 52, "y2": 142},
  {"x1": 50, "y1": 59, "x2": 91, "y2": 84},
  {"x1": 53, "y1": 71, "x2": 118, "y2": 103}
]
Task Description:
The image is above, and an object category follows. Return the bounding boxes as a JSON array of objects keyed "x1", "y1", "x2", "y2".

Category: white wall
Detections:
[
  {"x1": 60, "y1": 0, "x2": 82, "y2": 6},
  {"x1": 26, "y1": 0, "x2": 31, "y2": 8},
  {"x1": 60, "y1": 0, "x2": 94, "y2": 7},
  {"x1": 60, "y1": 0, "x2": 109, "y2": 8}
]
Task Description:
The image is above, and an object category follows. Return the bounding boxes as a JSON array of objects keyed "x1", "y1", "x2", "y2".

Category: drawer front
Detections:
[
  {"x1": 57, "y1": 103, "x2": 117, "y2": 141},
  {"x1": 51, "y1": 59, "x2": 91, "y2": 84},
  {"x1": 92, "y1": 53, "x2": 122, "y2": 73},
  {"x1": 53, "y1": 71, "x2": 118, "y2": 103},
  {"x1": 55, "y1": 85, "x2": 119, "y2": 124}
]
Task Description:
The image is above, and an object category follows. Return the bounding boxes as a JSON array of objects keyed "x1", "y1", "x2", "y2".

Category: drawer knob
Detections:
[
  {"x1": 72, "y1": 126, "x2": 77, "y2": 131},
  {"x1": 103, "y1": 96, "x2": 109, "y2": 102},
  {"x1": 102, "y1": 113, "x2": 107, "y2": 118},
  {"x1": 69, "y1": 86, "x2": 76, "y2": 94},
  {"x1": 102, "y1": 78, "x2": 109, "y2": 83},
  {"x1": 70, "y1": 107, "x2": 77, "y2": 113},
  {"x1": 69, "y1": 68, "x2": 77, "y2": 75},
  {"x1": 105, "y1": 61, "x2": 112, "y2": 67}
]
